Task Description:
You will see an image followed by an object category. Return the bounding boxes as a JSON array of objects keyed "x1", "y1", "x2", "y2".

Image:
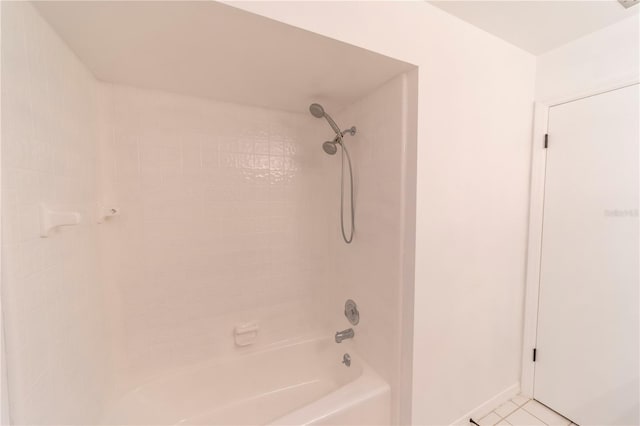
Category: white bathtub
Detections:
[{"x1": 101, "y1": 337, "x2": 390, "y2": 425}]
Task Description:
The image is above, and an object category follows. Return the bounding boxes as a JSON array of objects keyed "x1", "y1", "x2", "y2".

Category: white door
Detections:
[{"x1": 535, "y1": 84, "x2": 639, "y2": 425}]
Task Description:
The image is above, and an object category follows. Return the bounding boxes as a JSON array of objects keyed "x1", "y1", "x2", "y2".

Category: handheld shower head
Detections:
[
  {"x1": 309, "y1": 103, "x2": 325, "y2": 118},
  {"x1": 309, "y1": 103, "x2": 342, "y2": 135},
  {"x1": 308, "y1": 103, "x2": 355, "y2": 244}
]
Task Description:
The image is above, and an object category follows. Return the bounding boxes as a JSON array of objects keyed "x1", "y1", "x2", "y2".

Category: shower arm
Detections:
[
  {"x1": 329, "y1": 128, "x2": 356, "y2": 147},
  {"x1": 341, "y1": 126, "x2": 356, "y2": 137},
  {"x1": 329, "y1": 131, "x2": 356, "y2": 146},
  {"x1": 334, "y1": 127, "x2": 356, "y2": 142}
]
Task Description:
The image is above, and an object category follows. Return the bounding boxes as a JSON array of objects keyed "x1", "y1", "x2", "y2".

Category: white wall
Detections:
[
  {"x1": 536, "y1": 15, "x2": 639, "y2": 102},
  {"x1": 227, "y1": 2, "x2": 536, "y2": 424},
  {"x1": 1, "y1": 2, "x2": 107, "y2": 424},
  {"x1": 98, "y1": 84, "x2": 333, "y2": 391}
]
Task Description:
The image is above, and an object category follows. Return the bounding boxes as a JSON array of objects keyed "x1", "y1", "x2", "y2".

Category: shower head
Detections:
[
  {"x1": 309, "y1": 103, "x2": 342, "y2": 135},
  {"x1": 322, "y1": 140, "x2": 338, "y2": 155},
  {"x1": 310, "y1": 102, "x2": 356, "y2": 158},
  {"x1": 309, "y1": 103, "x2": 325, "y2": 118},
  {"x1": 311, "y1": 104, "x2": 356, "y2": 245}
]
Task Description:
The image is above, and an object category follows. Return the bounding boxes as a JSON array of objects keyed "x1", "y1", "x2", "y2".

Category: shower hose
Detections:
[{"x1": 340, "y1": 141, "x2": 355, "y2": 244}]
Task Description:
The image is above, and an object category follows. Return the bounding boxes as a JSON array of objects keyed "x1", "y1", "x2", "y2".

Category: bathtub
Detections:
[{"x1": 101, "y1": 337, "x2": 390, "y2": 425}]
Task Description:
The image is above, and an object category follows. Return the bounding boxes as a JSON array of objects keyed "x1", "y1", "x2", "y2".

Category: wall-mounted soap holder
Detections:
[
  {"x1": 234, "y1": 322, "x2": 258, "y2": 347},
  {"x1": 39, "y1": 204, "x2": 81, "y2": 238}
]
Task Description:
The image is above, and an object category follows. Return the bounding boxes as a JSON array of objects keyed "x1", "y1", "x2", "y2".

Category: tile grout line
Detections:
[
  {"x1": 500, "y1": 407, "x2": 549, "y2": 426},
  {"x1": 500, "y1": 397, "x2": 573, "y2": 426},
  {"x1": 526, "y1": 399, "x2": 575, "y2": 425},
  {"x1": 479, "y1": 396, "x2": 575, "y2": 426},
  {"x1": 480, "y1": 398, "x2": 556, "y2": 426},
  {"x1": 520, "y1": 402, "x2": 569, "y2": 426}
]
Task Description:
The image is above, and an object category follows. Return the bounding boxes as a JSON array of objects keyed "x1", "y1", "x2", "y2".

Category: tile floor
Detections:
[{"x1": 473, "y1": 395, "x2": 575, "y2": 426}]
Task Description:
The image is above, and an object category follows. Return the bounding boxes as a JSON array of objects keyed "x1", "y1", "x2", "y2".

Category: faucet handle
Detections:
[
  {"x1": 342, "y1": 353, "x2": 351, "y2": 367},
  {"x1": 344, "y1": 299, "x2": 359, "y2": 325}
]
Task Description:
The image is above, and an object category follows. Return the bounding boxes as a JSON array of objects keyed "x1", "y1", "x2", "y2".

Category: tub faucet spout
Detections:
[{"x1": 335, "y1": 328, "x2": 354, "y2": 343}]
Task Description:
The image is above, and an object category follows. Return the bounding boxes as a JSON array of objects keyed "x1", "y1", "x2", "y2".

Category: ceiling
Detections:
[
  {"x1": 34, "y1": 1, "x2": 413, "y2": 113},
  {"x1": 429, "y1": 0, "x2": 639, "y2": 55}
]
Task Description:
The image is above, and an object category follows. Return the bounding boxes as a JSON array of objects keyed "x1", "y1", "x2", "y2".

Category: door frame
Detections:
[{"x1": 520, "y1": 79, "x2": 640, "y2": 397}]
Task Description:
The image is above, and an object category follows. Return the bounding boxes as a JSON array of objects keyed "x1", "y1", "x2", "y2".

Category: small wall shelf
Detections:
[{"x1": 234, "y1": 322, "x2": 259, "y2": 347}]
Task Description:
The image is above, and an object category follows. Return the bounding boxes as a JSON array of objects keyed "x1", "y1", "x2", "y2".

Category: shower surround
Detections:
[
  {"x1": 99, "y1": 84, "x2": 333, "y2": 388},
  {"x1": 1, "y1": 2, "x2": 416, "y2": 424},
  {"x1": 98, "y1": 72, "x2": 414, "y2": 424}
]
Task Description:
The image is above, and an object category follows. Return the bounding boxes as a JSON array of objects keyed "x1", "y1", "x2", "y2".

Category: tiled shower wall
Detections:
[
  {"x1": 1, "y1": 2, "x2": 107, "y2": 424},
  {"x1": 98, "y1": 84, "x2": 333, "y2": 386}
]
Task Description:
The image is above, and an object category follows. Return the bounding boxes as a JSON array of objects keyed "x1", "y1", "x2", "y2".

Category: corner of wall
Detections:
[{"x1": 399, "y1": 68, "x2": 419, "y2": 426}]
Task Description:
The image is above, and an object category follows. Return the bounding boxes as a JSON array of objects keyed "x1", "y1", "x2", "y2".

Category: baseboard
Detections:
[{"x1": 449, "y1": 382, "x2": 520, "y2": 426}]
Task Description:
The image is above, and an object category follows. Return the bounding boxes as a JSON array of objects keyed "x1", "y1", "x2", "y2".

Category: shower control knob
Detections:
[{"x1": 344, "y1": 299, "x2": 359, "y2": 325}]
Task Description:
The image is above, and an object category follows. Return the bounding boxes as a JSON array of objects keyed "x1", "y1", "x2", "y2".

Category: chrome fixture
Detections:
[
  {"x1": 322, "y1": 138, "x2": 339, "y2": 155},
  {"x1": 342, "y1": 353, "x2": 351, "y2": 367},
  {"x1": 335, "y1": 328, "x2": 355, "y2": 343},
  {"x1": 309, "y1": 103, "x2": 356, "y2": 244},
  {"x1": 344, "y1": 299, "x2": 359, "y2": 325},
  {"x1": 321, "y1": 126, "x2": 356, "y2": 156}
]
